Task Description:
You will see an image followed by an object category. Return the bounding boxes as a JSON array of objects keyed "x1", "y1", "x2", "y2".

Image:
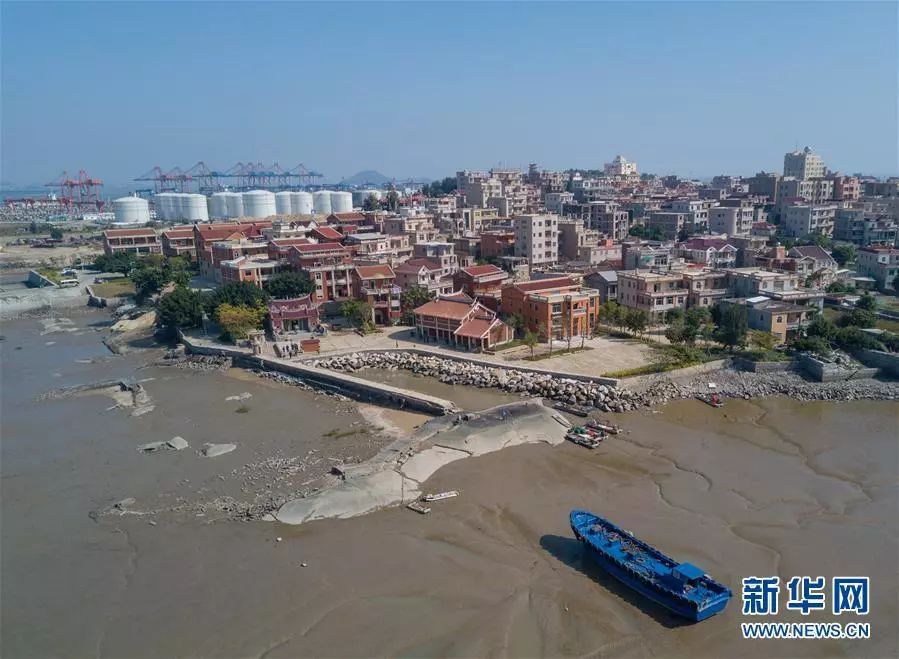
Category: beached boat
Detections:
[
  {"x1": 586, "y1": 419, "x2": 621, "y2": 435},
  {"x1": 407, "y1": 501, "x2": 431, "y2": 515},
  {"x1": 422, "y1": 490, "x2": 459, "y2": 502},
  {"x1": 566, "y1": 432, "x2": 601, "y2": 449},
  {"x1": 696, "y1": 394, "x2": 724, "y2": 408},
  {"x1": 554, "y1": 402, "x2": 593, "y2": 417},
  {"x1": 570, "y1": 510, "x2": 732, "y2": 622}
]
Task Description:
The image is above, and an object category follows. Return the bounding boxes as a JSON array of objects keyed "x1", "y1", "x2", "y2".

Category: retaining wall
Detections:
[
  {"x1": 732, "y1": 358, "x2": 796, "y2": 373},
  {"x1": 854, "y1": 349, "x2": 899, "y2": 377},
  {"x1": 796, "y1": 353, "x2": 879, "y2": 382}
]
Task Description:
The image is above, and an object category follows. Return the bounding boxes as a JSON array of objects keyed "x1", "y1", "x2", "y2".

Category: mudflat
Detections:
[{"x1": 1, "y1": 312, "x2": 897, "y2": 658}]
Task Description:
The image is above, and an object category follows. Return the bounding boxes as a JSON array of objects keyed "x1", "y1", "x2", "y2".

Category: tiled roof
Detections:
[
  {"x1": 413, "y1": 297, "x2": 473, "y2": 320},
  {"x1": 355, "y1": 264, "x2": 394, "y2": 279},
  {"x1": 312, "y1": 226, "x2": 343, "y2": 240},
  {"x1": 162, "y1": 228, "x2": 194, "y2": 238},
  {"x1": 396, "y1": 257, "x2": 441, "y2": 272},
  {"x1": 790, "y1": 245, "x2": 833, "y2": 262},
  {"x1": 512, "y1": 276, "x2": 576, "y2": 293},
  {"x1": 454, "y1": 317, "x2": 496, "y2": 338},
  {"x1": 461, "y1": 264, "x2": 505, "y2": 277},
  {"x1": 291, "y1": 242, "x2": 345, "y2": 253},
  {"x1": 328, "y1": 212, "x2": 366, "y2": 221},
  {"x1": 104, "y1": 228, "x2": 157, "y2": 238}
]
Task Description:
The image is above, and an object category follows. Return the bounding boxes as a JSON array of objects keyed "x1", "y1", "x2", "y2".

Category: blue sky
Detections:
[{"x1": 2, "y1": 1, "x2": 897, "y2": 187}]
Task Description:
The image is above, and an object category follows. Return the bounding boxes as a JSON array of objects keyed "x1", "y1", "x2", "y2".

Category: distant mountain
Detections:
[{"x1": 341, "y1": 170, "x2": 392, "y2": 186}]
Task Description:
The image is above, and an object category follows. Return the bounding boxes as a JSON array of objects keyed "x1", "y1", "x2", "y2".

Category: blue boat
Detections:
[{"x1": 570, "y1": 510, "x2": 732, "y2": 622}]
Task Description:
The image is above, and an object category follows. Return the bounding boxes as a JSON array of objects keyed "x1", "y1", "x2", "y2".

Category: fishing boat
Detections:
[
  {"x1": 570, "y1": 510, "x2": 732, "y2": 622},
  {"x1": 422, "y1": 490, "x2": 459, "y2": 502},
  {"x1": 554, "y1": 401, "x2": 593, "y2": 417},
  {"x1": 565, "y1": 432, "x2": 601, "y2": 449},
  {"x1": 407, "y1": 501, "x2": 431, "y2": 515},
  {"x1": 586, "y1": 419, "x2": 621, "y2": 435},
  {"x1": 696, "y1": 393, "x2": 724, "y2": 408}
]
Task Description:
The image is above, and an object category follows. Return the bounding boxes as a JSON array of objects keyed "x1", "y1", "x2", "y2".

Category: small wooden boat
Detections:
[
  {"x1": 570, "y1": 425, "x2": 603, "y2": 438},
  {"x1": 586, "y1": 419, "x2": 621, "y2": 435},
  {"x1": 422, "y1": 490, "x2": 459, "y2": 502},
  {"x1": 554, "y1": 401, "x2": 593, "y2": 417},
  {"x1": 696, "y1": 393, "x2": 724, "y2": 408},
  {"x1": 566, "y1": 432, "x2": 601, "y2": 449},
  {"x1": 407, "y1": 501, "x2": 431, "y2": 514}
]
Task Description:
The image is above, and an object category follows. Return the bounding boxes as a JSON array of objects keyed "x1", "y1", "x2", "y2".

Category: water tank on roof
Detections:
[
  {"x1": 291, "y1": 191, "x2": 313, "y2": 215},
  {"x1": 330, "y1": 191, "x2": 353, "y2": 214},
  {"x1": 182, "y1": 194, "x2": 209, "y2": 222},
  {"x1": 113, "y1": 196, "x2": 150, "y2": 224},
  {"x1": 275, "y1": 191, "x2": 293, "y2": 216},
  {"x1": 209, "y1": 192, "x2": 230, "y2": 219},
  {"x1": 313, "y1": 190, "x2": 332, "y2": 215},
  {"x1": 242, "y1": 190, "x2": 276, "y2": 219}
]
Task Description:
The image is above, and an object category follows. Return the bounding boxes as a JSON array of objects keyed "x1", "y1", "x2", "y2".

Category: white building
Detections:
[
  {"x1": 544, "y1": 191, "x2": 574, "y2": 214},
  {"x1": 782, "y1": 204, "x2": 838, "y2": 238},
  {"x1": 783, "y1": 147, "x2": 825, "y2": 180},
  {"x1": 604, "y1": 155, "x2": 638, "y2": 177},
  {"x1": 708, "y1": 206, "x2": 753, "y2": 236},
  {"x1": 514, "y1": 214, "x2": 559, "y2": 269}
]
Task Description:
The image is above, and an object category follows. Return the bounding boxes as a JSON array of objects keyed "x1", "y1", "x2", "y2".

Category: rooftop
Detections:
[
  {"x1": 104, "y1": 228, "x2": 157, "y2": 238},
  {"x1": 355, "y1": 264, "x2": 394, "y2": 279}
]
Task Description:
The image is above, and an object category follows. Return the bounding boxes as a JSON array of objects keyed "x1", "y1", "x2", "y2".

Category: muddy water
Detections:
[{"x1": 2, "y1": 312, "x2": 898, "y2": 658}]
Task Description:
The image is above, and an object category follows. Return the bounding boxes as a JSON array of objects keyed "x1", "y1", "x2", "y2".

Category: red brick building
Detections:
[
  {"x1": 160, "y1": 228, "x2": 196, "y2": 260},
  {"x1": 194, "y1": 221, "x2": 270, "y2": 278},
  {"x1": 501, "y1": 276, "x2": 600, "y2": 340},
  {"x1": 350, "y1": 264, "x2": 401, "y2": 325},
  {"x1": 287, "y1": 242, "x2": 354, "y2": 303},
  {"x1": 453, "y1": 264, "x2": 511, "y2": 309},
  {"x1": 480, "y1": 230, "x2": 516, "y2": 259},
  {"x1": 413, "y1": 292, "x2": 513, "y2": 351},
  {"x1": 394, "y1": 258, "x2": 454, "y2": 296}
]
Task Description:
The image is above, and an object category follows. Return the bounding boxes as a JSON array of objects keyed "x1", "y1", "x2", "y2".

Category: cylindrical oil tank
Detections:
[
  {"x1": 352, "y1": 189, "x2": 382, "y2": 206},
  {"x1": 113, "y1": 196, "x2": 150, "y2": 224},
  {"x1": 275, "y1": 191, "x2": 293, "y2": 216},
  {"x1": 153, "y1": 193, "x2": 174, "y2": 221},
  {"x1": 330, "y1": 191, "x2": 353, "y2": 214},
  {"x1": 208, "y1": 192, "x2": 231, "y2": 219},
  {"x1": 224, "y1": 191, "x2": 244, "y2": 218},
  {"x1": 242, "y1": 190, "x2": 276, "y2": 219},
  {"x1": 182, "y1": 194, "x2": 209, "y2": 222},
  {"x1": 312, "y1": 190, "x2": 332, "y2": 215},
  {"x1": 291, "y1": 191, "x2": 313, "y2": 215}
]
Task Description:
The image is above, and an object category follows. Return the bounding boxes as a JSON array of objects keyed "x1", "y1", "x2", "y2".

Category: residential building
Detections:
[
  {"x1": 309, "y1": 226, "x2": 344, "y2": 243},
  {"x1": 344, "y1": 232, "x2": 395, "y2": 261},
  {"x1": 621, "y1": 241, "x2": 672, "y2": 269},
  {"x1": 102, "y1": 228, "x2": 161, "y2": 256},
  {"x1": 413, "y1": 292, "x2": 513, "y2": 350},
  {"x1": 481, "y1": 230, "x2": 516, "y2": 259},
  {"x1": 831, "y1": 175, "x2": 860, "y2": 201},
  {"x1": 781, "y1": 203, "x2": 837, "y2": 237},
  {"x1": 583, "y1": 270, "x2": 618, "y2": 304},
  {"x1": 220, "y1": 255, "x2": 285, "y2": 289},
  {"x1": 834, "y1": 209, "x2": 898, "y2": 246},
  {"x1": 267, "y1": 237, "x2": 311, "y2": 261},
  {"x1": 394, "y1": 258, "x2": 454, "y2": 296},
  {"x1": 425, "y1": 196, "x2": 457, "y2": 220},
  {"x1": 557, "y1": 219, "x2": 599, "y2": 261},
  {"x1": 746, "y1": 172, "x2": 781, "y2": 202},
  {"x1": 667, "y1": 199, "x2": 710, "y2": 233},
  {"x1": 544, "y1": 191, "x2": 574, "y2": 213},
  {"x1": 604, "y1": 155, "x2": 638, "y2": 177},
  {"x1": 412, "y1": 241, "x2": 458, "y2": 277},
  {"x1": 267, "y1": 295, "x2": 320, "y2": 335},
  {"x1": 350, "y1": 264, "x2": 401, "y2": 325},
  {"x1": 724, "y1": 267, "x2": 824, "y2": 308},
  {"x1": 579, "y1": 238, "x2": 622, "y2": 265},
  {"x1": 719, "y1": 297, "x2": 813, "y2": 343},
  {"x1": 682, "y1": 269, "x2": 729, "y2": 309},
  {"x1": 210, "y1": 239, "x2": 269, "y2": 281},
  {"x1": 856, "y1": 246, "x2": 899, "y2": 291},
  {"x1": 778, "y1": 177, "x2": 834, "y2": 207},
  {"x1": 562, "y1": 201, "x2": 630, "y2": 241},
  {"x1": 514, "y1": 214, "x2": 559, "y2": 269},
  {"x1": 675, "y1": 237, "x2": 738, "y2": 269},
  {"x1": 783, "y1": 147, "x2": 825, "y2": 180},
  {"x1": 708, "y1": 205, "x2": 753, "y2": 236},
  {"x1": 501, "y1": 276, "x2": 600, "y2": 339},
  {"x1": 788, "y1": 245, "x2": 837, "y2": 273},
  {"x1": 287, "y1": 242, "x2": 354, "y2": 304},
  {"x1": 453, "y1": 264, "x2": 511, "y2": 307},
  {"x1": 617, "y1": 270, "x2": 689, "y2": 322},
  {"x1": 647, "y1": 212, "x2": 690, "y2": 240},
  {"x1": 160, "y1": 228, "x2": 195, "y2": 260},
  {"x1": 194, "y1": 221, "x2": 270, "y2": 278}
]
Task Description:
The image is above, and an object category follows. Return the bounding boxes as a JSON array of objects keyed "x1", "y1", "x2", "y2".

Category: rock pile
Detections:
[
  {"x1": 313, "y1": 351, "x2": 899, "y2": 409},
  {"x1": 313, "y1": 352, "x2": 642, "y2": 412}
]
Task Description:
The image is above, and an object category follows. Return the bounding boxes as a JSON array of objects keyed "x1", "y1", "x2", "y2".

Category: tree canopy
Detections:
[
  {"x1": 215, "y1": 303, "x2": 265, "y2": 342},
  {"x1": 157, "y1": 286, "x2": 204, "y2": 333},
  {"x1": 206, "y1": 281, "x2": 269, "y2": 313},
  {"x1": 715, "y1": 304, "x2": 748, "y2": 350},
  {"x1": 266, "y1": 272, "x2": 314, "y2": 299}
]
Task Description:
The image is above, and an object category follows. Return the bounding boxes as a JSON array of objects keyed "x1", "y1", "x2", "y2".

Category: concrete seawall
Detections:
[{"x1": 181, "y1": 336, "x2": 458, "y2": 415}]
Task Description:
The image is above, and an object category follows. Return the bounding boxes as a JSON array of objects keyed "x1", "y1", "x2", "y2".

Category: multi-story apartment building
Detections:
[
  {"x1": 545, "y1": 191, "x2": 574, "y2": 214},
  {"x1": 194, "y1": 221, "x2": 271, "y2": 278},
  {"x1": 830, "y1": 175, "x2": 860, "y2": 201},
  {"x1": 211, "y1": 239, "x2": 269, "y2": 281},
  {"x1": 666, "y1": 199, "x2": 710, "y2": 233},
  {"x1": 102, "y1": 228, "x2": 161, "y2": 257},
  {"x1": 481, "y1": 230, "x2": 516, "y2": 259},
  {"x1": 746, "y1": 172, "x2": 781, "y2": 202},
  {"x1": 834, "y1": 209, "x2": 898, "y2": 246},
  {"x1": 160, "y1": 228, "x2": 195, "y2": 260},
  {"x1": 724, "y1": 268, "x2": 823, "y2": 307},
  {"x1": 349, "y1": 264, "x2": 401, "y2": 325},
  {"x1": 412, "y1": 241, "x2": 458, "y2": 277},
  {"x1": 682, "y1": 269, "x2": 729, "y2": 309},
  {"x1": 783, "y1": 147, "x2": 825, "y2": 179},
  {"x1": 778, "y1": 177, "x2": 834, "y2": 208},
  {"x1": 514, "y1": 214, "x2": 559, "y2": 268},
  {"x1": 617, "y1": 270, "x2": 689, "y2": 322},
  {"x1": 856, "y1": 246, "x2": 899, "y2": 291},
  {"x1": 604, "y1": 155, "x2": 638, "y2": 177},
  {"x1": 621, "y1": 241, "x2": 672, "y2": 270},
  {"x1": 220, "y1": 255, "x2": 285, "y2": 289},
  {"x1": 647, "y1": 212, "x2": 690, "y2": 240},
  {"x1": 501, "y1": 276, "x2": 600, "y2": 339},
  {"x1": 781, "y1": 203, "x2": 838, "y2": 238},
  {"x1": 557, "y1": 219, "x2": 601, "y2": 261},
  {"x1": 394, "y1": 258, "x2": 454, "y2": 296},
  {"x1": 453, "y1": 264, "x2": 510, "y2": 307},
  {"x1": 287, "y1": 242, "x2": 354, "y2": 304},
  {"x1": 708, "y1": 205, "x2": 753, "y2": 236},
  {"x1": 719, "y1": 297, "x2": 814, "y2": 343},
  {"x1": 425, "y1": 196, "x2": 457, "y2": 220},
  {"x1": 579, "y1": 238, "x2": 622, "y2": 265},
  {"x1": 675, "y1": 238, "x2": 738, "y2": 269}
]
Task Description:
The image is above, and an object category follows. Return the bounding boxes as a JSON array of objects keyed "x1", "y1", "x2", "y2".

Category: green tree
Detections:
[
  {"x1": 625, "y1": 309, "x2": 648, "y2": 337},
  {"x1": 715, "y1": 304, "x2": 748, "y2": 350},
  {"x1": 676, "y1": 227, "x2": 690, "y2": 242},
  {"x1": 440, "y1": 176, "x2": 458, "y2": 194},
  {"x1": 683, "y1": 307, "x2": 711, "y2": 344},
  {"x1": 523, "y1": 329, "x2": 539, "y2": 358},
  {"x1": 400, "y1": 285, "x2": 434, "y2": 324},
  {"x1": 839, "y1": 308, "x2": 876, "y2": 329},
  {"x1": 628, "y1": 224, "x2": 646, "y2": 238},
  {"x1": 856, "y1": 293, "x2": 877, "y2": 312},
  {"x1": 131, "y1": 265, "x2": 168, "y2": 301},
  {"x1": 748, "y1": 330, "x2": 779, "y2": 351},
  {"x1": 665, "y1": 321, "x2": 687, "y2": 344},
  {"x1": 386, "y1": 190, "x2": 400, "y2": 212},
  {"x1": 362, "y1": 194, "x2": 380, "y2": 211},
  {"x1": 156, "y1": 286, "x2": 204, "y2": 334},
  {"x1": 207, "y1": 281, "x2": 269, "y2": 313},
  {"x1": 267, "y1": 271, "x2": 314, "y2": 299},
  {"x1": 826, "y1": 281, "x2": 850, "y2": 294},
  {"x1": 341, "y1": 299, "x2": 373, "y2": 330},
  {"x1": 94, "y1": 252, "x2": 138, "y2": 275},
  {"x1": 791, "y1": 335, "x2": 832, "y2": 355},
  {"x1": 664, "y1": 308, "x2": 684, "y2": 325},
  {"x1": 49, "y1": 227, "x2": 63, "y2": 240},
  {"x1": 834, "y1": 326, "x2": 882, "y2": 352},
  {"x1": 215, "y1": 303, "x2": 264, "y2": 342},
  {"x1": 806, "y1": 315, "x2": 837, "y2": 342},
  {"x1": 831, "y1": 244, "x2": 856, "y2": 266},
  {"x1": 504, "y1": 312, "x2": 525, "y2": 338}
]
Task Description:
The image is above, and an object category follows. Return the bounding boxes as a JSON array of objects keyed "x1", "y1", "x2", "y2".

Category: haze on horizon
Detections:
[{"x1": 2, "y1": 1, "x2": 897, "y2": 188}]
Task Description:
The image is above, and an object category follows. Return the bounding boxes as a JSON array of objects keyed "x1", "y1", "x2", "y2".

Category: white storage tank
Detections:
[
  {"x1": 113, "y1": 196, "x2": 150, "y2": 224},
  {"x1": 312, "y1": 190, "x2": 332, "y2": 215},
  {"x1": 352, "y1": 189, "x2": 382, "y2": 206},
  {"x1": 242, "y1": 190, "x2": 276, "y2": 219},
  {"x1": 275, "y1": 191, "x2": 293, "y2": 216},
  {"x1": 209, "y1": 192, "x2": 231, "y2": 219},
  {"x1": 153, "y1": 192, "x2": 175, "y2": 221},
  {"x1": 224, "y1": 191, "x2": 244, "y2": 218},
  {"x1": 330, "y1": 191, "x2": 353, "y2": 214},
  {"x1": 182, "y1": 194, "x2": 209, "y2": 222},
  {"x1": 291, "y1": 191, "x2": 313, "y2": 215}
]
